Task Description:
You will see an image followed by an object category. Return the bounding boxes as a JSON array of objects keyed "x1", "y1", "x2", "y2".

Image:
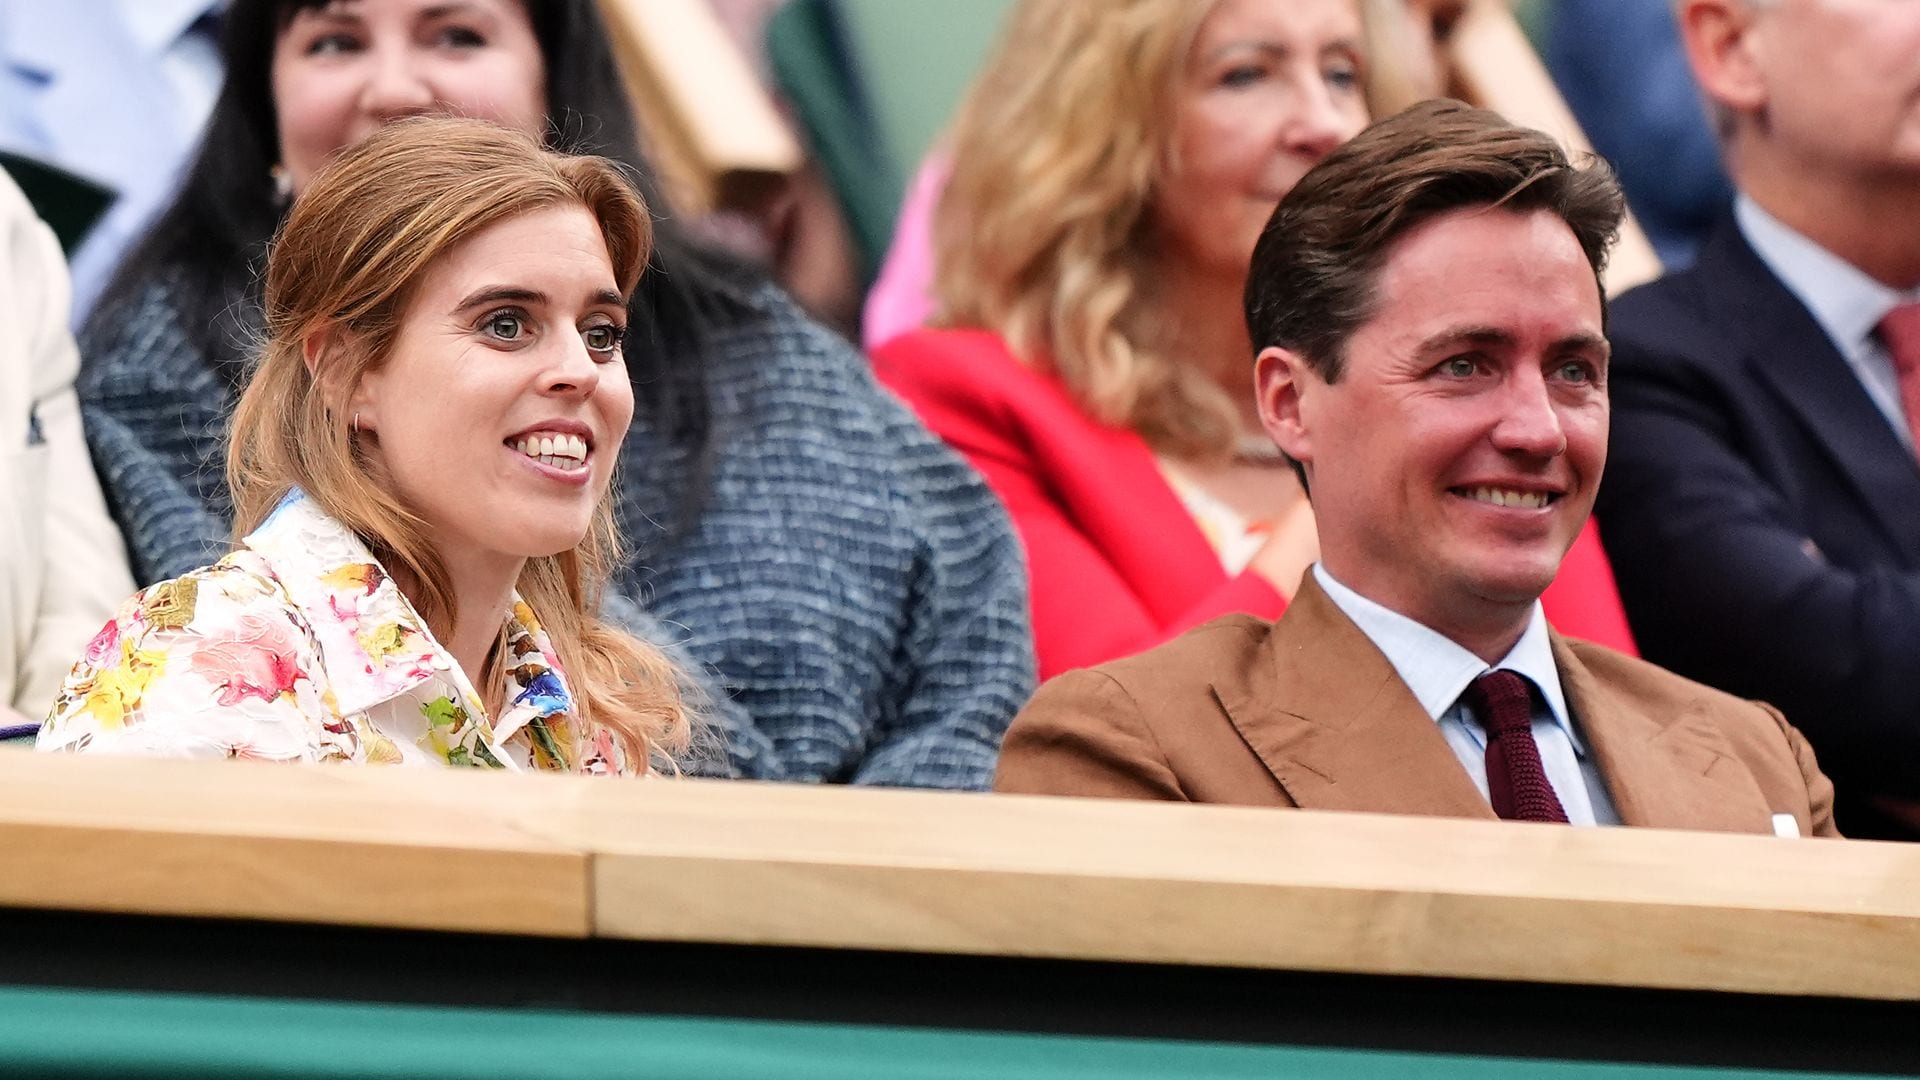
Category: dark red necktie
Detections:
[
  {"x1": 1464, "y1": 670, "x2": 1568, "y2": 823},
  {"x1": 1880, "y1": 303, "x2": 1920, "y2": 455}
]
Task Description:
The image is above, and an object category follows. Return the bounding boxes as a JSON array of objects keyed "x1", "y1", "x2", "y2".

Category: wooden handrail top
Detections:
[{"x1": 5, "y1": 752, "x2": 1920, "y2": 1000}]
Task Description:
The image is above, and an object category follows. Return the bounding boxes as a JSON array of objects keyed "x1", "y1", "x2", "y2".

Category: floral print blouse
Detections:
[{"x1": 36, "y1": 490, "x2": 628, "y2": 774}]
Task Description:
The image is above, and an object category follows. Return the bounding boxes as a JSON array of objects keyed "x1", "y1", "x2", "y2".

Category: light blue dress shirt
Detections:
[
  {"x1": 1735, "y1": 195, "x2": 1920, "y2": 450},
  {"x1": 0, "y1": 0, "x2": 223, "y2": 322},
  {"x1": 1313, "y1": 565, "x2": 1621, "y2": 826}
]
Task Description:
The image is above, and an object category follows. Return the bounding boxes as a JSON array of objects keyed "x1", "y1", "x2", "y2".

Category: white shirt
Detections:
[
  {"x1": 1313, "y1": 565, "x2": 1621, "y2": 826},
  {"x1": 116, "y1": 0, "x2": 224, "y2": 140},
  {"x1": 1735, "y1": 195, "x2": 1920, "y2": 449},
  {"x1": 0, "y1": 0, "x2": 224, "y2": 320}
]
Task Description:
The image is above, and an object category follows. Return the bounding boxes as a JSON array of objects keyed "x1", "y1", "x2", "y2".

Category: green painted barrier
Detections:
[{"x1": 0, "y1": 985, "x2": 1898, "y2": 1080}]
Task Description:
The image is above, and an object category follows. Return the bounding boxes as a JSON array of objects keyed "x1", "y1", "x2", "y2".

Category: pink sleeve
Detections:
[{"x1": 862, "y1": 154, "x2": 951, "y2": 349}]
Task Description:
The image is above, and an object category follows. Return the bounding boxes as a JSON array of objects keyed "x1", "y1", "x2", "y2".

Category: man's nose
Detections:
[{"x1": 1490, "y1": 370, "x2": 1568, "y2": 458}]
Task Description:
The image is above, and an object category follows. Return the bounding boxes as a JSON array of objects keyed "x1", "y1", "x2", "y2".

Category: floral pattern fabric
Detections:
[{"x1": 37, "y1": 490, "x2": 626, "y2": 774}]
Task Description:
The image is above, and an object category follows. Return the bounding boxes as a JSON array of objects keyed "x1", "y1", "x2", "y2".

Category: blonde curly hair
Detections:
[{"x1": 934, "y1": 0, "x2": 1376, "y2": 460}]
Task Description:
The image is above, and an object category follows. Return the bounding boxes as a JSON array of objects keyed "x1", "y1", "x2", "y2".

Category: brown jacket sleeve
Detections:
[
  {"x1": 993, "y1": 669, "x2": 1187, "y2": 800},
  {"x1": 1765, "y1": 705, "x2": 1841, "y2": 838}
]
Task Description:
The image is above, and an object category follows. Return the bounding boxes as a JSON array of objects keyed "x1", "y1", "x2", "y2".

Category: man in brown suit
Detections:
[{"x1": 996, "y1": 100, "x2": 1839, "y2": 836}]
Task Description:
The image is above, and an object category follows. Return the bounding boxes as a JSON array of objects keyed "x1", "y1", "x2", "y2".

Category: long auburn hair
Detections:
[
  {"x1": 934, "y1": 0, "x2": 1371, "y2": 460},
  {"x1": 227, "y1": 117, "x2": 689, "y2": 770}
]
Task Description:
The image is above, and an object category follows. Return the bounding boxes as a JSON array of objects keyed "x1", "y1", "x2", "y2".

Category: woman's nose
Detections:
[{"x1": 360, "y1": 49, "x2": 437, "y2": 123}]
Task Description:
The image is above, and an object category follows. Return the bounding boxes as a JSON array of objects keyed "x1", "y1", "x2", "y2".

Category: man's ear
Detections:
[
  {"x1": 1256, "y1": 345, "x2": 1317, "y2": 470},
  {"x1": 1677, "y1": 0, "x2": 1768, "y2": 121}
]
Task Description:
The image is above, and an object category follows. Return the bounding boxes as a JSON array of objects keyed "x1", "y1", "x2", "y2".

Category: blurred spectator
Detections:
[
  {"x1": 0, "y1": 168, "x2": 134, "y2": 733},
  {"x1": 862, "y1": 0, "x2": 1460, "y2": 350},
  {"x1": 874, "y1": 0, "x2": 1635, "y2": 681},
  {"x1": 78, "y1": 0, "x2": 1033, "y2": 789},
  {"x1": 1545, "y1": 0, "x2": 1732, "y2": 267},
  {"x1": 876, "y1": 0, "x2": 1351, "y2": 679},
  {"x1": 0, "y1": 0, "x2": 224, "y2": 321},
  {"x1": 1598, "y1": 0, "x2": 1920, "y2": 838}
]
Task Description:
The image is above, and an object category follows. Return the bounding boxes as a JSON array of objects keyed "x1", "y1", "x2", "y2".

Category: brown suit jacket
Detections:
[{"x1": 996, "y1": 576, "x2": 1840, "y2": 837}]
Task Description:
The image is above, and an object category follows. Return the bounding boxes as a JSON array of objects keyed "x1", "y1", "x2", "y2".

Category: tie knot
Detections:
[
  {"x1": 1465, "y1": 669, "x2": 1534, "y2": 738},
  {"x1": 1881, "y1": 303, "x2": 1920, "y2": 376}
]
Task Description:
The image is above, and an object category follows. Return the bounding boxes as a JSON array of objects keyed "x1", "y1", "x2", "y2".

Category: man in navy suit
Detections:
[{"x1": 1596, "y1": 0, "x2": 1920, "y2": 839}]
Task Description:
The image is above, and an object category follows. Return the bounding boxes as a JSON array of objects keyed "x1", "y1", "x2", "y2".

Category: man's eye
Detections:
[
  {"x1": 484, "y1": 312, "x2": 526, "y2": 340},
  {"x1": 1557, "y1": 360, "x2": 1595, "y2": 384},
  {"x1": 1440, "y1": 356, "x2": 1477, "y2": 378},
  {"x1": 583, "y1": 323, "x2": 624, "y2": 355}
]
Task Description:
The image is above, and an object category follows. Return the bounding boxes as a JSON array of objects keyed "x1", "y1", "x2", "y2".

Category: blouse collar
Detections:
[{"x1": 239, "y1": 490, "x2": 586, "y2": 759}]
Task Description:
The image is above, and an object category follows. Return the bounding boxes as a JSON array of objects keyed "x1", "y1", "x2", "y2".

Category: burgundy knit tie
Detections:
[
  {"x1": 1464, "y1": 670, "x2": 1568, "y2": 823},
  {"x1": 1880, "y1": 303, "x2": 1920, "y2": 454}
]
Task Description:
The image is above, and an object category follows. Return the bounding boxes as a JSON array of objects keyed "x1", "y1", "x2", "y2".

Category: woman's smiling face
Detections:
[
  {"x1": 271, "y1": 0, "x2": 547, "y2": 197},
  {"x1": 1153, "y1": 0, "x2": 1369, "y2": 280},
  {"x1": 345, "y1": 204, "x2": 634, "y2": 567}
]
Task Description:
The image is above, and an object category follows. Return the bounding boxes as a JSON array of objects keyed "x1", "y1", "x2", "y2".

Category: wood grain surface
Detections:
[{"x1": 6, "y1": 753, "x2": 1920, "y2": 999}]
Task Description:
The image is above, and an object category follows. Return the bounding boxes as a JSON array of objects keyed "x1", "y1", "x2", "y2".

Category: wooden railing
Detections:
[
  {"x1": 5, "y1": 752, "x2": 1920, "y2": 1001},
  {"x1": 595, "y1": 0, "x2": 802, "y2": 216}
]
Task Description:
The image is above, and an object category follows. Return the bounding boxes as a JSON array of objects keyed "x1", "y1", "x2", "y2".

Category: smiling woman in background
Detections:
[
  {"x1": 40, "y1": 118, "x2": 687, "y2": 771},
  {"x1": 76, "y1": 0, "x2": 1032, "y2": 787},
  {"x1": 874, "y1": 0, "x2": 1364, "y2": 679}
]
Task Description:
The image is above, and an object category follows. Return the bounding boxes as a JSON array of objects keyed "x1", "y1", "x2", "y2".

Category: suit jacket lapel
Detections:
[
  {"x1": 1212, "y1": 577, "x2": 1495, "y2": 820},
  {"x1": 1554, "y1": 633, "x2": 1770, "y2": 832},
  {"x1": 1704, "y1": 220, "x2": 1920, "y2": 560}
]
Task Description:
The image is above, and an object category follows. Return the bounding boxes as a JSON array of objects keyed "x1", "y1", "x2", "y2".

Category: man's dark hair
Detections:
[{"x1": 1244, "y1": 99, "x2": 1626, "y2": 382}]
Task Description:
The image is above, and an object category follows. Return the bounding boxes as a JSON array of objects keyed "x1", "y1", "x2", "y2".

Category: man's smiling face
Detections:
[{"x1": 1287, "y1": 204, "x2": 1610, "y2": 636}]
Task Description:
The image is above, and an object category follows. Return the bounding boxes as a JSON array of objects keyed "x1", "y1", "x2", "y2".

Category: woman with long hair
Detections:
[
  {"x1": 875, "y1": 0, "x2": 1636, "y2": 679},
  {"x1": 42, "y1": 118, "x2": 686, "y2": 771},
  {"x1": 76, "y1": 0, "x2": 1032, "y2": 787}
]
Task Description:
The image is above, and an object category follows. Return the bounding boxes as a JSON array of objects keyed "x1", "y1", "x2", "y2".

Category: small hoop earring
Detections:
[{"x1": 350, "y1": 412, "x2": 362, "y2": 437}]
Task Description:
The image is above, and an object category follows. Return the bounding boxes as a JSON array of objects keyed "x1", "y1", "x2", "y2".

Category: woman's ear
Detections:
[{"x1": 304, "y1": 326, "x2": 377, "y2": 436}]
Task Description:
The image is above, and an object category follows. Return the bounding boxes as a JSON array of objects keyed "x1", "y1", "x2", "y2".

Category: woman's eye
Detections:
[
  {"x1": 1220, "y1": 64, "x2": 1266, "y2": 89},
  {"x1": 304, "y1": 32, "x2": 362, "y2": 57},
  {"x1": 1325, "y1": 62, "x2": 1361, "y2": 91},
  {"x1": 434, "y1": 25, "x2": 486, "y2": 49},
  {"x1": 583, "y1": 323, "x2": 625, "y2": 357},
  {"x1": 483, "y1": 311, "x2": 527, "y2": 341}
]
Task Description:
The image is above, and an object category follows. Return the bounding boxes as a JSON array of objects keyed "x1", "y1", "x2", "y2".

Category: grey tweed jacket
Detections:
[{"x1": 77, "y1": 277, "x2": 1036, "y2": 789}]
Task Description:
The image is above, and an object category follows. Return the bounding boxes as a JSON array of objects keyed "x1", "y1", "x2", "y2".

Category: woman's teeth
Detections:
[{"x1": 511, "y1": 433, "x2": 589, "y2": 472}]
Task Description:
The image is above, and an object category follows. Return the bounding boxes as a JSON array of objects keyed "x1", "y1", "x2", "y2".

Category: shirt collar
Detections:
[
  {"x1": 1734, "y1": 195, "x2": 1920, "y2": 359},
  {"x1": 1312, "y1": 564, "x2": 1581, "y2": 753},
  {"x1": 239, "y1": 490, "x2": 574, "y2": 736}
]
